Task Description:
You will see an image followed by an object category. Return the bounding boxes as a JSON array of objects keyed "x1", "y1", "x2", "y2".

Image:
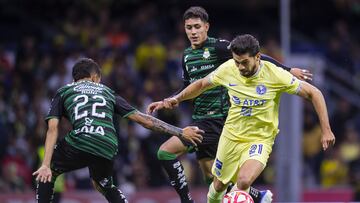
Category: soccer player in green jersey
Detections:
[
  {"x1": 162, "y1": 34, "x2": 336, "y2": 203},
  {"x1": 147, "y1": 6, "x2": 312, "y2": 203},
  {"x1": 32, "y1": 58, "x2": 204, "y2": 203}
]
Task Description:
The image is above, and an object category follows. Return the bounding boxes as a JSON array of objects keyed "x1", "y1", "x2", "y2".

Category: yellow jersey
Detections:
[{"x1": 209, "y1": 59, "x2": 301, "y2": 144}]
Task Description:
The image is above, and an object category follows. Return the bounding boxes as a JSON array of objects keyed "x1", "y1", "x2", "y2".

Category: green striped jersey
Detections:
[
  {"x1": 46, "y1": 80, "x2": 136, "y2": 160},
  {"x1": 182, "y1": 37, "x2": 232, "y2": 120},
  {"x1": 181, "y1": 37, "x2": 291, "y2": 120}
]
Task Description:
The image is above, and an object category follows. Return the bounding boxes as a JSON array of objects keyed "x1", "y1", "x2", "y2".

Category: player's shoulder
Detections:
[
  {"x1": 56, "y1": 82, "x2": 75, "y2": 95},
  {"x1": 184, "y1": 45, "x2": 193, "y2": 54},
  {"x1": 222, "y1": 58, "x2": 235, "y2": 67},
  {"x1": 262, "y1": 60, "x2": 287, "y2": 73},
  {"x1": 211, "y1": 37, "x2": 230, "y2": 47},
  {"x1": 216, "y1": 59, "x2": 235, "y2": 73},
  {"x1": 261, "y1": 60, "x2": 293, "y2": 83}
]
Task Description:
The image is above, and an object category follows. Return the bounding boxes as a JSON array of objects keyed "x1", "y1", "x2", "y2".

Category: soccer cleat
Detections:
[{"x1": 259, "y1": 190, "x2": 273, "y2": 203}]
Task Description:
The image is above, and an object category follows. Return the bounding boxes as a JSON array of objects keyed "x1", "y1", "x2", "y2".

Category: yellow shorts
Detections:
[{"x1": 212, "y1": 135, "x2": 273, "y2": 184}]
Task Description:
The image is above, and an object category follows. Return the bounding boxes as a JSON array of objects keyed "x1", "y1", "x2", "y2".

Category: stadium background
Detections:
[{"x1": 0, "y1": 0, "x2": 359, "y2": 202}]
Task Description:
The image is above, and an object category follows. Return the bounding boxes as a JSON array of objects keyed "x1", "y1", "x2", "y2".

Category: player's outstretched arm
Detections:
[
  {"x1": 32, "y1": 118, "x2": 59, "y2": 183},
  {"x1": 146, "y1": 101, "x2": 165, "y2": 114},
  {"x1": 297, "y1": 82, "x2": 336, "y2": 150},
  {"x1": 261, "y1": 54, "x2": 313, "y2": 81},
  {"x1": 128, "y1": 111, "x2": 204, "y2": 146},
  {"x1": 163, "y1": 76, "x2": 216, "y2": 109}
]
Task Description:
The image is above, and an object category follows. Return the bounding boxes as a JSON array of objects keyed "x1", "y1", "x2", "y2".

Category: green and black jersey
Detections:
[
  {"x1": 181, "y1": 37, "x2": 291, "y2": 121},
  {"x1": 46, "y1": 81, "x2": 136, "y2": 160}
]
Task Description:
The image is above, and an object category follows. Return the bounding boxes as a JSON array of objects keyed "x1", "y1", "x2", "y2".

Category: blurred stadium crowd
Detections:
[{"x1": 0, "y1": 0, "x2": 360, "y2": 200}]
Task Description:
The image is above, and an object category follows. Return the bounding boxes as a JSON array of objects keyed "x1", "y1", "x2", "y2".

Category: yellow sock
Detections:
[{"x1": 207, "y1": 182, "x2": 226, "y2": 203}]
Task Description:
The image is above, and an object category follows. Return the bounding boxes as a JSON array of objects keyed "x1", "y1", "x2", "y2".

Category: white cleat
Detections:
[{"x1": 259, "y1": 190, "x2": 273, "y2": 203}]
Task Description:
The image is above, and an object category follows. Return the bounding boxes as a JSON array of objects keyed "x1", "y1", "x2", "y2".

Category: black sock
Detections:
[
  {"x1": 160, "y1": 159, "x2": 193, "y2": 203},
  {"x1": 249, "y1": 186, "x2": 261, "y2": 203},
  {"x1": 36, "y1": 182, "x2": 55, "y2": 203},
  {"x1": 226, "y1": 182, "x2": 234, "y2": 193}
]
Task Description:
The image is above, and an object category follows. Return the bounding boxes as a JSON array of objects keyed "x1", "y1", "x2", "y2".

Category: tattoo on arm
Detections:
[{"x1": 138, "y1": 112, "x2": 183, "y2": 137}]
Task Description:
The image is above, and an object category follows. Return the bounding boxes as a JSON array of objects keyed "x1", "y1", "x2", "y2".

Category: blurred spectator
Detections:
[
  {"x1": 329, "y1": 98, "x2": 355, "y2": 143},
  {"x1": 320, "y1": 148, "x2": 348, "y2": 188},
  {"x1": 303, "y1": 103, "x2": 324, "y2": 186},
  {"x1": 134, "y1": 34, "x2": 166, "y2": 78}
]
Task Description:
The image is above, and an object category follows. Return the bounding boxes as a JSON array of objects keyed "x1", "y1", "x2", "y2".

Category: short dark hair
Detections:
[
  {"x1": 72, "y1": 58, "x2": 101, "y2": 81},
  {"x1": 183, "y1": 6, "x2": 209, "y2": 22},
  {"x1": 230, "y1": 34, "x2": 260, "y2": 57}
]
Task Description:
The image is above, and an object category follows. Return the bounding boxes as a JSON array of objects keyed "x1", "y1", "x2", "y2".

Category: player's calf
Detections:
[
  {"x1": 158, "y1": 149, "x2": 193, "y2": 203},
  {"x1": 92, "y1": 179, "x2": 128, "y2": 203},
  {"x1": 36, "y1": 182, "x2": 55, "y2": 203}
]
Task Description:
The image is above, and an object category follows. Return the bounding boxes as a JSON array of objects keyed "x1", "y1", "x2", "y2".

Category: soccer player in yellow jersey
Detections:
[{"x1": 162, "y1": 34, "x2": 336, "y2": 203}]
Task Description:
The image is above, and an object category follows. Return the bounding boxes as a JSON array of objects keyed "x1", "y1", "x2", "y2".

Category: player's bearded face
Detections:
[
  {"x1": 184, "y1": 18, "x2": 209, "y2": 47},
  {"x1": 233, "y1": 53, "x2": 260, "y2": 77}
]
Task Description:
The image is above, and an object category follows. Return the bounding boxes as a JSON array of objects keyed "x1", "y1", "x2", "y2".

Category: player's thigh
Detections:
[
  {"x1": 193, "y1": 118, "x2": 224, "y2": 160},
  {"x1": 88, "y1": 156, "x2": 114, "y2": 184},
  {"x1": 211, "y1": 135, "x2": 243, "y2": 185},
  {"x1": 51, "y1": 139, "x2": 88, "y2": 175},
  {"x1": 239, "y1": 142, "x2": 272, "y2": 169},
  {"x1": 198, "y1": 158, "x2": 214, "y2": 178},
  {"x1": 236, "y1": 142, "x2": 273, "y2": 183},
  {"x1": 236, "y1": 159, "x2": 264, "y2": 186},
  {"x1": 159, "y1": 136, "x2": 188, "y2": 156}
]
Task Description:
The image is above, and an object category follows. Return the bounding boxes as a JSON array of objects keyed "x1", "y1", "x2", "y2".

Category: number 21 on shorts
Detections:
[{"x1": 249, "y1": 144, "x2": 263, "y2": 157}]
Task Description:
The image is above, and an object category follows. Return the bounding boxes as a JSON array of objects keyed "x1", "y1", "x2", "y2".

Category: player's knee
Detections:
[
  {"x1": 236, "y1": 174, "x2": 252, "y2": 190},
  {"x1": 213, "y1": 179, "x2": 226, "y2": 192},
  {"x1": 157, "y1": 149, "x2": 176, "y2": 160}
]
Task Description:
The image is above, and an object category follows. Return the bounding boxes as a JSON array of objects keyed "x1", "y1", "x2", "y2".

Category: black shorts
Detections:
[
  {"x1": 181, "y1": 118, "x2": 225, "y2": 160},
  {"x1": 50, "y1": 139, "x2": 114, "y2": 183}
]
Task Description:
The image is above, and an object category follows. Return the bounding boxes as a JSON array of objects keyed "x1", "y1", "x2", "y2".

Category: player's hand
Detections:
[
  {"x1": 321, "y1": 130, "x2": 336, "y2": 151},
  {"x1": 290, "y1": 68, "x2": 313, "y2": 81},
  {"x1": 33, "y1": 165, "x2": 52, "y2": 183},
  {"x1": 182, "y1": 126, "x2": 204, "y2": 146},
  {"x1": 146, "y1": 101, "x2": 165, "y2": 114},
  {"x1": 163, "y1": 97, "x2": 179, "y2": 109}
]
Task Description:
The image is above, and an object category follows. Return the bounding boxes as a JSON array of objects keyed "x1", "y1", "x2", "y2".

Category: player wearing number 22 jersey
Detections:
[
  {"x1": 46, "y1": 80, "x2": 133, "y2": 160},
  {"x1": 33, "y1": 58, "x2": 204, "y2": 203}
]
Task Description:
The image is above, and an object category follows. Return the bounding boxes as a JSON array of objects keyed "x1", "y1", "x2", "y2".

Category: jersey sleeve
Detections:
[
  {"x1": 45, "y1": 91, "x2": 63, "y2": 121},
  {"x1": 173, "y1": 53, "x2": 191, "y2": 94},
  {"x1": 215, "y1": 39, "x2": 232, "y2": 62},
  {"x1": 115, "y1": 95, "x2": 137, "y2": 118},
  {"x1": 209, "y1": 62, "x2": 228, "y2": 86},
  {"x1": 260, "y1": 54, "x2": 291, "y2": 72},
  {"x1": 274, "y1": 66, "x2": 302, "y2": 94},
  {"x1": 181, "y1": 53, "x2": 191, "y2": 86}
]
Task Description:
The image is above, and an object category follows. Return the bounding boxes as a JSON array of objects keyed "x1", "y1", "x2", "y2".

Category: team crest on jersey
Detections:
[
  {"x1": 203, "y1": 48, "x2": 210, "y2": 59},
  {"x1": 184, "y1": 55, "x2": 189, "y2": 63},
  {"x1": 256, "y1": 84, "x2": 267, "y2": 95}
]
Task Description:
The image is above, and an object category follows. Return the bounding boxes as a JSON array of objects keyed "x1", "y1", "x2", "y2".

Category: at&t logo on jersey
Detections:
[{"x1": 256, "y1": 84, "x2": 267, "y2": 95}]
